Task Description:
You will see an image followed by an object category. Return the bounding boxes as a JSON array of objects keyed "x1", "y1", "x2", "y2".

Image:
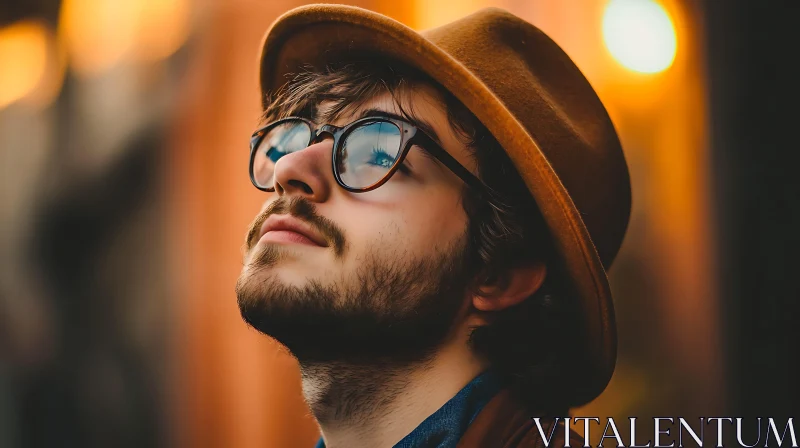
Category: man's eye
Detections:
[
  {"x1": 368, "y1": 147, "x2": 395, "y2": 167},
  {"x1": 369, "y1": 147, "x2": 411, "y2": 173}
]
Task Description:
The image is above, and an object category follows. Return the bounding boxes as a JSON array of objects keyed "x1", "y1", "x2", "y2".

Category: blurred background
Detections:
[{"x1": 1, "y1": 0, "x2": 797, "y2": 447}]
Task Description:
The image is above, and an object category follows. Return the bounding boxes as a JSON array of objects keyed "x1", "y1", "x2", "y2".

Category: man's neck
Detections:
[{"x1": 300, "y1": 336, "x2": 486, "y2": 448}]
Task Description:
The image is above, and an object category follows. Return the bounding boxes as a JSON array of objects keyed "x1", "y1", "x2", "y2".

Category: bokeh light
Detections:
[
  {"x1": 602, "y1": 0, "x2": 677, "y2": 74},
  {"x1": 0, "y1": 21, "x2": 49, "y2": 108},
  {"x1": 58, "y1": 0, "x2": 190, "y2": 77}
]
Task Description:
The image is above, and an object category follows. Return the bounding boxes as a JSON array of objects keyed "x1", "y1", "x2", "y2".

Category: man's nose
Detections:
[{"x1": 271, "y1": 137, "x2": 333, "y2": 202}]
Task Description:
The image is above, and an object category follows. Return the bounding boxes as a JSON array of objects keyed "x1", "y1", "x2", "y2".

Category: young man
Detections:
[{"x1": 236, "y1": 5, "x2": 631, "y2": 447}]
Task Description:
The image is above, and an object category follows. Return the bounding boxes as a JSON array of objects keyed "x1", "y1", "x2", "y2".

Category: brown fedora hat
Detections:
[{"x1": 257, "y1": 4, "x2": 631, "y2": 405}]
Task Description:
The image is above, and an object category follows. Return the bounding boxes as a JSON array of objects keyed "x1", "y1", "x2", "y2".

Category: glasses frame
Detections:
[{"x1": 249, "y1": 116, "x2": 495, "y2": 196}]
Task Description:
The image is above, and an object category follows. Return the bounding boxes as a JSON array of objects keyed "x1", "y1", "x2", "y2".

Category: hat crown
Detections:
[{"x1": 422, "y1": 8, "x2": 631, "y2": 268}]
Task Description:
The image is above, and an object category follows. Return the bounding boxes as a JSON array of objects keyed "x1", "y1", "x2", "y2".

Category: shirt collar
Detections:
[{"x1": 314, "y1": 370, "x2": 502, "y2": 448}]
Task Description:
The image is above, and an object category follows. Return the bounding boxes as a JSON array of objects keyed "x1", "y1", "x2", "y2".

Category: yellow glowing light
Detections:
[
  {"x1": 134, "y1": 0, "x2": 191, "y2": 62},
  {"x1": 0, "y1": 21, "x2": 49, "y2": 109},
  {"x1": 59, "y1": 0, "x2": 139, "y2": 76},
  {"x1": 59, "y1": 0, "x2": 190, "y2": 77},
  {"x1": 602, "y1": 0, "x2": 677, "y2": 74}
]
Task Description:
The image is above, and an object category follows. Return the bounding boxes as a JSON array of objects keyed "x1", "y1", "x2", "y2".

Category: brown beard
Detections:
[{"x1": 235, "y1": 197, "x2": 476, "y2": 365}]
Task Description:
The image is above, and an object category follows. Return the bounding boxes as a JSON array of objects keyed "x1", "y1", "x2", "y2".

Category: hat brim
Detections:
[{"x1": 258, "y1": 4, "x2": 616, "y2": 405}]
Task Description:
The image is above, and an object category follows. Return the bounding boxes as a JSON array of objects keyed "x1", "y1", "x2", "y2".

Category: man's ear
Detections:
[{"x1": 472, "y1": 262, "x2": 547, "y2": 312}]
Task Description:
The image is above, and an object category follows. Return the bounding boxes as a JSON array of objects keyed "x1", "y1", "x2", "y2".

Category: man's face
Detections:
[{"x1": 235, "y1": 84, "x2": 480, "y2": 364}]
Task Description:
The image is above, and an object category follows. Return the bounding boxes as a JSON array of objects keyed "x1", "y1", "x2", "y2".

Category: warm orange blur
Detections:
[
  {"x1": 58, "y1": 0, "x2": 190, "y2": 77},
  {"x1": 0, "y1": 21, "x2": 51, "y2": 108}
]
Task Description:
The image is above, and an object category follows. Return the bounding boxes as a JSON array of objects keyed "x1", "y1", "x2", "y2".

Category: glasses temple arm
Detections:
[{"x1": 414, "y1": 134, "x2": 504, "y2": 202}]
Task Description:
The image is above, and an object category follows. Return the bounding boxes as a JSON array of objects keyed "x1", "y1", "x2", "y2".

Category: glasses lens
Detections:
[
  {"x1": 338, "y1": 121, "x2": 403, "y2": 189},
  {"x1": 251, "y1": 120, "x2": 311, "y2": 189}
]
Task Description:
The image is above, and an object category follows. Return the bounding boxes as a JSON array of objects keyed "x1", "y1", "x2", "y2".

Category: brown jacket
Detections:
[{"x1": 457, "y1": 390, "x2": 584, "y2": 448}]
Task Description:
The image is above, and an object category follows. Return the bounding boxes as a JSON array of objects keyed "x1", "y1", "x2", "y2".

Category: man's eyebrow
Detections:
[{"x1": 356, "y1": 108, "x2": 443, "y2": 147}]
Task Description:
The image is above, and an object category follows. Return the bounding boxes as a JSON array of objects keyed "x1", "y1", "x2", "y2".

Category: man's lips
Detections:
[{"x1": 257, "y1": 214, "x2": 328, "y2": 248}]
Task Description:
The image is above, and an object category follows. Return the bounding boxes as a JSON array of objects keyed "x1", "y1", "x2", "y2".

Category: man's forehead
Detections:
[{"x1": 318, "y1": 86, "x2": 435, "y2": 125}]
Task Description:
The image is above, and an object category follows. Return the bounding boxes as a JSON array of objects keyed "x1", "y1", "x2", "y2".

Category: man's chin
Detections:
[
  {"x1": 242, "y1": 244, "x2": 316, "y2": 281},
  {"x1": 244, "y1": 242, "x2": 292, "y2": 268},
  {"x1": 240, "y1": 260, "x2": 326, "y2": 299}
]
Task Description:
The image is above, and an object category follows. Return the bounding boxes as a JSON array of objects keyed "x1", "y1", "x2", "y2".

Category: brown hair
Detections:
[{"x1": 263, "y1": 57, "x2": 583, "y2": 410}]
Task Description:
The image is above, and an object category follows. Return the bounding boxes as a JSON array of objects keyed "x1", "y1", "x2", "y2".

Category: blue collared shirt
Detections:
[{"x1": 314, "y1": 370, "x2": 502, "y2": 448}]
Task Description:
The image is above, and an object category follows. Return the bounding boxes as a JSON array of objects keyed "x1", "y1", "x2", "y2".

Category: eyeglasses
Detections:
[{"x1": 249, "y1": 115, "x2": 493, "y2": 195}]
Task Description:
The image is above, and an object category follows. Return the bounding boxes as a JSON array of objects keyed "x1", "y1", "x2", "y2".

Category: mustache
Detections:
[{"x1": 245, "y1": 196, "x2": 347, "y2": 258}]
